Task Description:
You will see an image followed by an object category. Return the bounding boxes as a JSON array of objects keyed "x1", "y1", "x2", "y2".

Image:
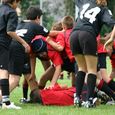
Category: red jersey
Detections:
[
  {"x1": 110, "y1": 41, "x2": 115, "y2": 68},
  {"x1": 39, "y1": 84, "x2": 88, "y2": 106},
  {"x1": 40, "y1": 84, "x2": 75, "y2": 106},
  {"x1": 56, "y1": 29, "x2": 75, "y2": 62},
  {"x1": 33, "y1": 35, "x2": 63, "y2": 66},
  {"x1": 48, "y1": 50, "x2": 63, "y2": 66},
  {"x1": 97, "y1": 34, "x2": 107, "y2": 53},
  {"x1": 32, "y1": 35, "x2": 46, "y2": 42},
  {"x1": 47, "y1": 37, "x2": 63, "y2": 66}
]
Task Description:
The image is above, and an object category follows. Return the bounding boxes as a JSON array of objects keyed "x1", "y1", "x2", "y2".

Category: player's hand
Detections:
[
  {"x1": 104, "y1": 38, "x2": 113, "y2": 53},
  {"x1": 100, "y1": 37, "x2": 106, "y2": 44},
  {"x1": 23, "y1": 42, "x2": 31, "y2": 53},
  {"x1": 46, "y1": 36, "x2": 51, "y2": 42},
  {"x1": 29, "y1": 74, "x2": 36, "y2": 81},
  {"x1": 44, "y1": 84, "x2": 54, "y2": 90}
]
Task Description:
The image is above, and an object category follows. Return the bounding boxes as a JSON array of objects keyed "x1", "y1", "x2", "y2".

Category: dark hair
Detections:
[
  {"x1": 31, "y1": 37, "x2": 47, "y2": 53},
  {"x1": 30, "y1": 89, "x2": 42, "y2": 103},
  {"x1": 26, "y1": 6, "x2": 43, "y2": 20},
  {"x1": 2, "y1": 0, "x2": 21, "y2": 4}
]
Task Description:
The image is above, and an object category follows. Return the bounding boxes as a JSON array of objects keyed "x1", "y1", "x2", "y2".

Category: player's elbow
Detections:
[
  {"x1": 7, "y1": 31, "x2": 14, "y2": 36},
  {"x1": 57, "y1": 46, "x2": 64, "y2": 52}
]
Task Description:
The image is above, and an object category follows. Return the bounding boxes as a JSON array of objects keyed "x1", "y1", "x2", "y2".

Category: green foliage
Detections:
[
  {"x1": 20, "y1": 0, "x2": 115, "y2": 33},
  {"x1": 20, "y1": 0, "x2": 40, "y2": 19},
  {"x1": 108, "y1": 0, "x2": 115, "y2": 18},
  {"x1": 64, "y1": 0, "x2": 75, "y2": 17},
  {"x1": 43, "y1": 14, "x2": 54, "y2": 30}
]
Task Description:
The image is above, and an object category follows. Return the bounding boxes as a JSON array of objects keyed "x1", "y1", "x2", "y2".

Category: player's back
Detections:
[{"x1": 74, "y1": 1, "x2": 107, "y2": 37}]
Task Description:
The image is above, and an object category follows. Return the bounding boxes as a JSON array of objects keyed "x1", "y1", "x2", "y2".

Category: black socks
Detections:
[
  {"x1": 76, "y1": 71, "x2": 86, "y2": 97},
  {"x1": 87, "y1": 74, "x2": 96, "y2": 100},
  {"x1": 23, "y1": 80, "x2": 28, "y2": 99},
  {"x1": 98, "y1": 80, "x2": 115, "y2": 100},
  {"x1": 0, "y1": 79, "x2": 10, "y2": 105},
  {"x1": 108, "y1": 79, "x2": 115, "y2": 92}
]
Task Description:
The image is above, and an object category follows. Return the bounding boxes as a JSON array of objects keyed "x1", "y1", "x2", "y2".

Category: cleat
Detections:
[
  {"x1": 2, "y1": 102, "x2": 21, "y2": 109},
  {"x1": 83, "y1": 98, "x2": 97, "y2": 108},
  {"x1": 97, "y1": 90, "x2": 110, "y2": 104},
  {"x1": 74, "y1": 96, "x2": 82, "y2": 107},
  {"x1": 106, "y1": 98, "x2": 115, "y2": 105},
  {"x1": 20, "y1": 98, "x2": 30, "y2": 103}
]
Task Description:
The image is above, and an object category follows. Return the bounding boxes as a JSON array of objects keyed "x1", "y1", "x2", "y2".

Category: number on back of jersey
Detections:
[
  {"x1": 80, "y1": 3, "x2": 101, "y2": 23},
  {"x1": 16, "y1": 29, "x2": 28, "y2": 37}
]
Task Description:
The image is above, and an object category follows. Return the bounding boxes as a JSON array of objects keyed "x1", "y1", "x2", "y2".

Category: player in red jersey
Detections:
[{"x1": 45, "y1": 16, "x2": 77, "y2": 88}]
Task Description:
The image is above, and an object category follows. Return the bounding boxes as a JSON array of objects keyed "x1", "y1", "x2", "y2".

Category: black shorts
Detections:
[
  {"x1": 61, "y1": 57, "x2": 76, "y2": 73},
  {"x1": 8, "y1": 41, "x2": 31, "y2": 76},
  {"x1": 0, "y1": 46, "x2": 9, "y2": 70},
  {"x1": 70, "y1": 30, "x2": 97, "y2": 56},
  {"x1": 97, "y1": 53, "x2": 107, "y2": 71}
]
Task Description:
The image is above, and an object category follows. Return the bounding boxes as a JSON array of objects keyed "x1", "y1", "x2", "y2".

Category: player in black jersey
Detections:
[
  {"x1": 0, "y1": 0, "x2": 30, "y2": 109},
  {"x1": 7, "y1": 6, "x2": 58, "y2": 100},
  {"x1": 70, "y1": 0, "x2": 115, "y2": 108}
]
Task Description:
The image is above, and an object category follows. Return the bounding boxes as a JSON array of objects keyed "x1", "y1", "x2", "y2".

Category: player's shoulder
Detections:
[{"x1": 2, "y1": 4, "x2": 16, "y2": 13}]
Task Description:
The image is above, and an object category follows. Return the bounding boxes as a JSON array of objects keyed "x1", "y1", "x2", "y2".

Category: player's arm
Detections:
[
  {"x1": 110, "y1": 26, "x2": 115, "y2": 40},
  {"x1": 8, "y1": 32, "x2": 30, "y2": 53},
  {"x1": 29, "y1": 53, "x2": 36, "y2": 81},
  {"x1": 49, "y1": 65, "x2": 61, "y2": 88},
  {"x1": 7, "y1": 12, "x2": 30, "y2": 53},
  {"x1": 48, "y1": 31, "x2": 61, "y2": 37},
  {"x1": 100, "y1": 32, "x2": 111, "y2": 44},
  {"x1": 104, "y1": 25, "x2": 115, "y2": 52},
  {"x1": 46, "y1": 36, "x2": 64, "y2": 51}
]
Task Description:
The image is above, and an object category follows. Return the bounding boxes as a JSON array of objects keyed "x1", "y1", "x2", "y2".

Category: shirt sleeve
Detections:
[
  {"x1": 102, "y1": 7, "x2": 115, "y2": 27},
  {"x1": 48, "y1": 51, "x2": 63, "y2": 66},
  {"x1": 56, "y1": 33, "x2": 65, "y2": 48},
  {"x1": 7, "y1": 11, "x2": 18, "y2": 32},
  {"x1": 75, "y1": 0, "x2": 83, "y2": 8},
  {"x1": 35, "y1": 25, "x2": 49, "y2": 37}
]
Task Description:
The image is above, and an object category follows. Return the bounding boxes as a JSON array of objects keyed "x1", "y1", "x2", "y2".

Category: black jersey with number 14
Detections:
[{"x1": 73, "y1": 1, "x2": 115, "y2": 37}]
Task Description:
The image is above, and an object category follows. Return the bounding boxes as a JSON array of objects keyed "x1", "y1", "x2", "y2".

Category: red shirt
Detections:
[
  {"x1": 40, "y1": 84, "x2": 75, "y2": 106},
  {"x1": 56, "y1": 29, "x2": 75, "y2": 62},
  {"x1": 109, "y1": 41, "x2": 115, "y2": 68},
  {"x1": 48, "y1": 50, "x2": 63, "y2": 66},
  {"x1": 33, "y1": 35, "x2": 63, "y2": 66},
  {"x1": 47, "y1": 37, "x2": 63, "y2": 66},
  {"x1": 97, "y1": 34, "x2": 107, "y2": 53}
]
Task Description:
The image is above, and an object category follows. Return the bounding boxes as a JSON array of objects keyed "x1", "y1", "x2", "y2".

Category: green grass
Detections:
[{"x1": 0, "y1": 58, "x2": 115, "y2": 115}]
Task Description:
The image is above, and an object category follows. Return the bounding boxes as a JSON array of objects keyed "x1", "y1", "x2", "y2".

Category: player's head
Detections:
[
  {"x1": 96, "y1": 0, "x2": 107, "y2": 6},
  {"x1": 61, "y1": 16, "x2": 74, "y2": 30},
  {"x1": 2, "y1": 0, "x2": 22, "y2": 9},
  {"x1": 2, "y1": 0, "x2": 21, "y2": 3},
  {"x1": 30, "y1": 89, "x2": 42, "y2": 103},
  {"x1": 31, "y1": 36, "x2": 49, "y2": 60},
  {"x1": 51, "y1": 22, "x2": 63, "y2": 31},
  {"x1": 26, "y1": 6, "x2": 43, "y2": 21}
]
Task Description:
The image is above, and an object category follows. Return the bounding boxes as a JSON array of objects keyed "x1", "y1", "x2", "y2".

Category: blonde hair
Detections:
[{"x1": 96, "y1": 0, "x2": 107, "y2": 6}]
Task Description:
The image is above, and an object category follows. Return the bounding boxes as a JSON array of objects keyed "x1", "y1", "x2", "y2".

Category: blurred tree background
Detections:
[
  {"x1": 64, "y1": 0, "x2": 75, "y2": 18},
  {"x1": 19, "y1": 0, "x2": 115, "y2": 32}
]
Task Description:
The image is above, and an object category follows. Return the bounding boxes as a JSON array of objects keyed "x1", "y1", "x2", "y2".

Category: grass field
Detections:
[{"x1": 0, "y1": 58, "x2": 115, "y2": 115}]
